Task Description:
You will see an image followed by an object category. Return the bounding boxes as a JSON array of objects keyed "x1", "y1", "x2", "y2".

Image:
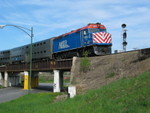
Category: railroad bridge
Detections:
[
  {"x1": 1, "y1": 48, "x2": 150, "y2": 94},
  {"x1": 0, "y1": 59, "x2": 73, "y2": 93}
]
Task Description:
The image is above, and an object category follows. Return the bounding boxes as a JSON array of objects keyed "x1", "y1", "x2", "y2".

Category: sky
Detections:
[{"x1": 0, "y1": 0, "x2": 150, "y2": 52}]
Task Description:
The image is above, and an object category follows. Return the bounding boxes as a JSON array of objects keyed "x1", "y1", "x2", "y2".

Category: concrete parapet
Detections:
[{"x1": 68, "y1": 86, "x2": 76, "y2": 98}]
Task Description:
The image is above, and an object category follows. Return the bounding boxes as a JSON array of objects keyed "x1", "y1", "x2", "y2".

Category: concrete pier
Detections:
[
  {"x1": 24, "y1": 71, "x2": 30, "y2": 90},
  {"x1": 4, "y1": 72, "x2": 8, "y2": 87},
  {"x1": 53, "y1": 70, "x2": 64, "y2": 92},
  {"x1": 0, "y1": 72, "x2": 3, "y2": 86}
]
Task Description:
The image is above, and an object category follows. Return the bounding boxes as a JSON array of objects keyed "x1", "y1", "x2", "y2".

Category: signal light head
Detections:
[{"x1": 121, "y1": 24, "x2": 126, "y2": 28}]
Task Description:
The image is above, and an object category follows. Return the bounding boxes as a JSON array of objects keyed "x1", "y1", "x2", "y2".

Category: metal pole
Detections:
[{"x1": 29, "y1": 27, "x2": 33, "y2": 94}]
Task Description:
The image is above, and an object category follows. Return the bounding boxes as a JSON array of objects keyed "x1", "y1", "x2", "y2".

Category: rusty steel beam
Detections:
[{"x1": 0, "y1": 59, "x2": 72, "y2": 72}]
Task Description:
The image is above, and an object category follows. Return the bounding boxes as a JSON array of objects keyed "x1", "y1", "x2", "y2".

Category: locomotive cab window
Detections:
[{"x1": 89, "y1": 28, "x2": 106, "y2": 33}]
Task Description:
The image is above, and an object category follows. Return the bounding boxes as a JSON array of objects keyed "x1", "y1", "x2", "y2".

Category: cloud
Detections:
[{"x1": 0, "y1": 0, "x2": 150, "y2": 51}]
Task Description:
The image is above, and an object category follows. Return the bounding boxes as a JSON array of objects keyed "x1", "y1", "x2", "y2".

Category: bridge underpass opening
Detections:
[
  {"x1": 23, "y1": 70, "x2": 71, "y2": 92},
  {"x1": 0, "y1": 70, "x2": 71, "y2": 93},
  {"x1": 9, "y1": 74, "x2": 21, "y2": 87},
  {"x1": 37, "y1": 71, "x2": 71, "y2": 92},
  {"x1": 0, "y1": 72, "x2": 22, "y2": 87}
]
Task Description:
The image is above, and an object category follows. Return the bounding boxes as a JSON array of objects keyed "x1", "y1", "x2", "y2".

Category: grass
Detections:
[
  {"x1": 39, "y1": 75, "x2": 70, "y2": 84},
  {"x1": 0, "y1": 72, "x2": 149, "y2": 113},
  {"x1": 0, "y1": 85, "x2": 3, "y2": 88},
  {"x1": 39, "y1": 75, "x2": 53, "y2": 83}
]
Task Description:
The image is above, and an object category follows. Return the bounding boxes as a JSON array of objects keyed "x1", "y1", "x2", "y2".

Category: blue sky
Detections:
[{"x1": 0, "y1": 0, "x2": 150, "y2": 52}]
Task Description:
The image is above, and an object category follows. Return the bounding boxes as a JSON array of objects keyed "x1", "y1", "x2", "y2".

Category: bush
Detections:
[
  {"x1": 0, "y1": 85, "x2": 3, "y2": 88},
  {"x1": 80, "y1": 57, "x2": 91, "y2": 73}
]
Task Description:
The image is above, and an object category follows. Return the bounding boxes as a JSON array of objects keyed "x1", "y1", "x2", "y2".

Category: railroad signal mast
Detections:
[{"x1": 121, "y1": 24, "x2": 127, "y2": 52}]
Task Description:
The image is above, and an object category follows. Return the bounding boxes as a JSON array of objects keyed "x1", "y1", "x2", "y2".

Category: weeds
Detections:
[
  {"x1": 80, "y1": 57, "x2": 91, "y2": 73},
  {"x1": 106, "y1": 72, "x2": 116, "y2": 78},
  {"x1": 80, "y1": 51, "x2": 91, "y2": 73}
]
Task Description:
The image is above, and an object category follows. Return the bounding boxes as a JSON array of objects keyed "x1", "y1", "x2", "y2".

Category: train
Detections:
[{"x1": 0, "y1": 23, "x2": 112, "y2": 65}]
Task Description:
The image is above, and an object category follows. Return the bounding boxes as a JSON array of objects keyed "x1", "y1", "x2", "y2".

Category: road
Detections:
[{"x1": 0, "y1": 83, "x2": 53, "y2": 103}]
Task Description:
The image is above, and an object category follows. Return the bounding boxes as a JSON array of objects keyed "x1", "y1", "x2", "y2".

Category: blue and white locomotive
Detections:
[
  {"x1": 0, "y1": 23, "x2": 112, "y2": 65},
  {"x1": 53, "y1": 23, "x2": 112, "y2": 59}
]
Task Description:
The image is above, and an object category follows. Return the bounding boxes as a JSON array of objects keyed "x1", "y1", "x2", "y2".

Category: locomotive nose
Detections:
[{"x1": 93, "y1": 32, "x2": 112, "y2": 44}]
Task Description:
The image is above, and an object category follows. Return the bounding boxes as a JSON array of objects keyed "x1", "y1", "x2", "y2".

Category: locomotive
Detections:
[{"x1": 0, "y1": 23, "x2": 112, "y2": 65}]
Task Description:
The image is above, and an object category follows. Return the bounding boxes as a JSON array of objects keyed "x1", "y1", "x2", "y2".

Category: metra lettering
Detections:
[{"x1": 59, "y1": 40, "x2": 70, "y2": 49}]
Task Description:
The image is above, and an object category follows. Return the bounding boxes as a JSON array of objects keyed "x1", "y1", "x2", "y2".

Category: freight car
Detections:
[{"x1": 0, "y1": 23, "x2": 112, "y2": 65}]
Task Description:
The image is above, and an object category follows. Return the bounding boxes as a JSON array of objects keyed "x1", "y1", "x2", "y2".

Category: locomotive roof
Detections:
[{"x1": 54, "y1": 23, "x2": 106, "y2": 40}]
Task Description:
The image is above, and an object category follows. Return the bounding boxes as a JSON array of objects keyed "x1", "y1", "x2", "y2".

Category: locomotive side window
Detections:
[
  {"x1": 83, "y1": 30, "x2": 87, "y2": 36},
  {"x1": 82, "y1": 30, "x2": 88, "y2": 39}
]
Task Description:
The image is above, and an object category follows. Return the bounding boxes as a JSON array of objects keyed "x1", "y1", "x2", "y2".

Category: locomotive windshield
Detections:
[{"x1": 89, "y1": 28, "x2": 106, "y2": 33}]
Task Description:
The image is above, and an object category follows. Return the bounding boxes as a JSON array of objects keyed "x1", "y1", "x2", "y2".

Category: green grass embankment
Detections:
[
  {"x1": 39, "y1": 77, "x2": 53, "y2": 83},
  {"x1": 0, "y1": 72, "x2": 149, "y2": 113}
]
